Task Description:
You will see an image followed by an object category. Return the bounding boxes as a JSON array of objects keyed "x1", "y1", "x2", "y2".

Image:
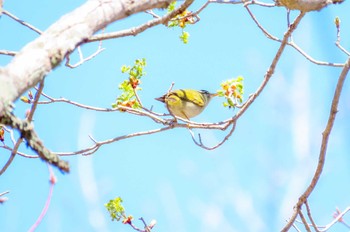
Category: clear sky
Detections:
[{"x1": 1, "y1": 0, "x2": 350, "y2": 231}]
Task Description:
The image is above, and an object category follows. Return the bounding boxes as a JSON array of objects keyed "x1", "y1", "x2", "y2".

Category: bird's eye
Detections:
[{"x1": 199, "y1": 90, "x2": 210, "y2": 94}]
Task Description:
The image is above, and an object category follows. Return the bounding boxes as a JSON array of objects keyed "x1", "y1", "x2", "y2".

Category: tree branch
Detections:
[
  {"x1": 305, "y1": 200, "x2": 320, "y2": 232},
  {"x1": 0, "y1": 80, "x2": 45, "y2": 175},
  {"x1": 282, "y1": 54, "x2": 350, "y2": 232},
  {"x1": 0, "y1": 0, "x2": 181, "y2": 113},
  {"x1": 245, "y1": 6, "x2": 344, "y2": 67},
  {"x1": 236, "y1": 12, "x2": 306, "y2": 120},
  {"x1": 0, "y1": 103, "x2": 69, "y2": 173},
  {"x1": 2, "y1": 10, "x2": 42, "y2": 34},
  {"x1": 87, "y1": 0, "x2": 194, "y2": 42}
]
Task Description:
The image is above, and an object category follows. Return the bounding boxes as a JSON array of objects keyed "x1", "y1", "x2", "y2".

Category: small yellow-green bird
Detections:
[{"x1": 155, "y1": 89, "x2": 217, "y2": 120}]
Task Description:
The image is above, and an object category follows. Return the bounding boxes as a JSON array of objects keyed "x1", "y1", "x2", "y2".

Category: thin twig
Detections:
[
  {"x1": 28, "y1": 165, "x2": 56, "y2": 232},
  {"x1": 144, "y1": 10, "x2": 161, "y2": 19},
  {"x1": 133, "y1": 88, "x2": 143, "y2": 107},
  {"x1": 236, "y1": 12, "x2": 306, "y2": 121},
  {"x1": 245, "y1": 7, "x2": 344, "y2": 67},
  {"x1": 38, "y1": 91, "x2": 168, "y2": 124},
  {"x1": 288, "y1": 41, "x2": 344, "y2": 67},
  {"x1": 291, "y1": 223, "x2": 302, "y2": 232},
  {"x1": 0, "y1": 80, "x2": 45, "y2": 175},
  {"x1": 245, "y1": 6, "x2": 279, "y2": 40},
  {"x1": 2, "y1": 126, "x2": 16, "y2": 145},
  {"x1": 3, "y1": 10, "x2": 42, "y2": 34},
  {"x1": 65, "y1": 42, "x2": 105, "y2": 68},
  {"x1": 55, "y1": 119, "x2": 229, "y2": 157},
  {"x1": 299, "y1": 210, "x2": 312, "y2": 232},
  {"x1": 319, "y1": 207, "x2": 350, "y2": 231},
  {"x1": 305, "y1": 200, "x2": 320, "y2": 232},
  {"x1": 38, "y1": 90, "x2": 232, "y2": 129},
  {"x1": 334, "y1": 18, "x2": 350, "y2": 56},
  {"x1": 0, "y1": 190, "x2": 9, "y2": 203},
  {"x1": 57, "y1": 126, "x2": 173, "y2": 156},
  {"x1": 0, "y1": 191, "x2": 9, "y2": 197},
  {"x1": 0, "y1": 50, "x2": 17, "y2": 56},
  {"x1": 87, "y1": 0, "x2": 194, "y2": 42},
  {"x1": 0, "y1": 145, "x2": 38, "y2": 158},
  {"x1": 188, "y1": 121, "x2": 236, "y2": 150},
  {"x1": 282, "y1": 53, "x2": 350, "y2": 232}
]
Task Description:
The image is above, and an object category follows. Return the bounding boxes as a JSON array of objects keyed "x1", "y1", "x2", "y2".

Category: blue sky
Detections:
[{"x1": 1, "y1": 0, "x2": 350, "y2": 231}]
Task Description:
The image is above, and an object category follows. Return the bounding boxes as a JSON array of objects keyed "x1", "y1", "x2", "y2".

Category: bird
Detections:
[{"x1": 155, "y1": 89, "x2": 217, "y2": 120}]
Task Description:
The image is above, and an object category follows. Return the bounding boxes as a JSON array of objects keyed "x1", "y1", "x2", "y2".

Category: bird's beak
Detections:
[
  {"x1": 155, "y1": 96, "x2": 165, "y2": 103},
  {"x1": 211, "y1": 93, "x2": 219, "y2": 97}
]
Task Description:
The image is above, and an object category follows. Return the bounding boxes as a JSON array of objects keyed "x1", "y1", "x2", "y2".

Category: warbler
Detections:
[{"x1": 155, "y1": 89, "x2": 217, "y2": 120}]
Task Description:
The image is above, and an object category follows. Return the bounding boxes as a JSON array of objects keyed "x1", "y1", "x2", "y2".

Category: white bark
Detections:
[{"x1": 0, "y1": 0, "x2": 173, "y2": 113}]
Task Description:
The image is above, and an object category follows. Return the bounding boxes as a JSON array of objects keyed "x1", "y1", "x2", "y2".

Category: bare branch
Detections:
[
  {"x1": 0, "y1": 191, "x2": 9, "y2": 197},
  {"x1": 0, "y1": 190, "x2": 9, "y2": 203},
  {"x1": 0, "y1": 80, "x2": 45, "y2": 175},
  {"x1": 2, "y1": 10, "x2": 42, "y2": 34},
  {"x1": 0, "y1": 103, "x2": 69, "y2": 173},
  {"x1": 282, "y1": 54, "x2": 350, "y2": 232},
  {"x1": 2, "y1": 126, "x2": 16, "y2": 145},
  {"x1": 245, "y1": 6, "x2": 279, "y2": 40},
  {"x1": 236, "y1": 12, "x2": 306, "y2": 121},
  {"x1": 65, "y1": 42, "x2": 105, "y2": 68},
  {"x1": 319, "y1": 207, "x2": 350, "y2": 231},
  {"x1": 37, "y1": 90, "x2": 234, "y2": 130},
  {"x1": 144, "y1": 10, "x2": 161, "y2": 19},
  {"x1": 57, "y1": 126, "x2": 173, "y2": 156},
  {"x1": 288, "y1": 41, "x2": 344, "y2": 67},
  {"x1": 0, "y1": 50, "x2": 17, "y2": 56},
  {"x1": 87, "y1": 0, "x2": 194, "y2": 42},
  {"x1": 291, "y1": 223, "x2": 302, "y2": 232},
  {"x1": 298, "y1": 210, "x2": 312, "y2": 232},
  {"x1": 245, "y1": 6, "x2": 344, "y2": 67},
  {"x1": 305, "y1": 200, "x2": 320, "y2": 232},
  {"x1": 0, "y1": 145, "x2": 38, "y2": 158},
  {"x1": 0, "y1": 0, "x2": 182, "y2": 113},
  {"x1": 188, "y1": 122, "x2": 236, "y2": 150},
  {"x1": 334, "y1": 17, "x2": 350, "y2": 56}
]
